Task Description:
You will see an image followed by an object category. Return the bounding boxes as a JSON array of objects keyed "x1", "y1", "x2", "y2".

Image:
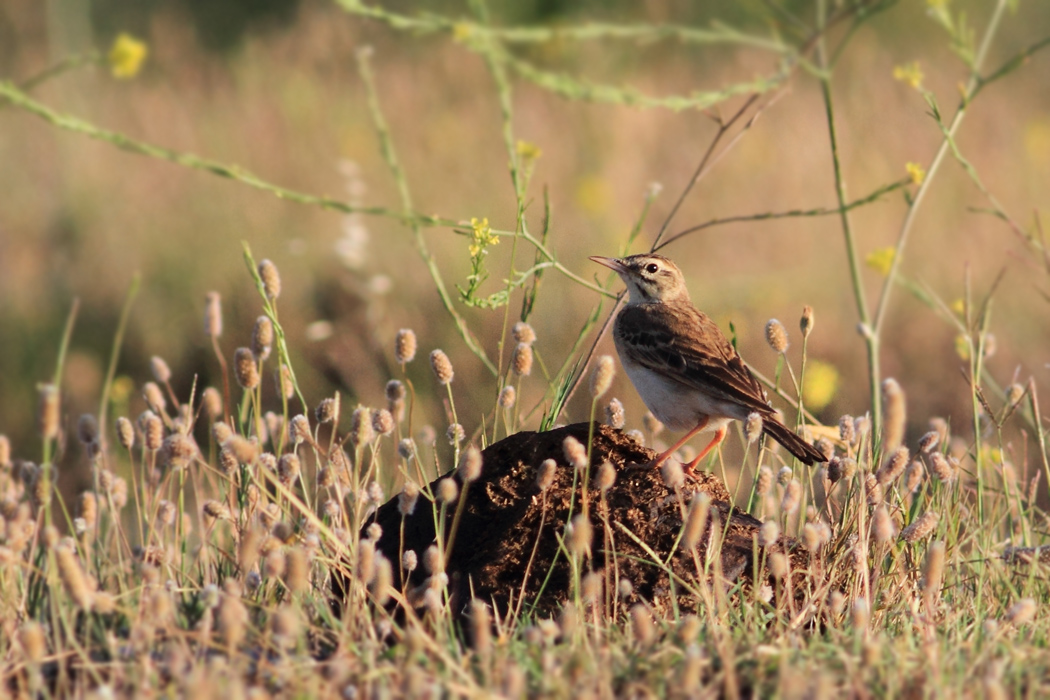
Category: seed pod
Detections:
[
  {"x1": 204, "y1": 292, "x2": 223, "y2": 338},
  {"x1": 394, "y1": 329, "x2": 417, "y2": 365},
  {"x1": 800, "y1": 305, "x2": 814, "y2": 339},
  {"x1": 631, "y1": 604, "x2": 655, "y2": 646},
  {"x1": 258, "y1": 259, "x2": 281, "y2": 300},
  {"x1": 661, "y1": 460, "x2": 684, "y2": 488},
  {"x1": 923, "y1": 540, "x2": 945, "y2": 604},
  {"x1": 38, "y1": 384, "x2": 60, "y2": 441}
]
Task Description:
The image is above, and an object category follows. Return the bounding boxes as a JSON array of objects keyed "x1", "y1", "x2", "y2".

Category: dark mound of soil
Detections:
[{"x1": 343, "y1": 422, "x2": 802, "y2": 618}]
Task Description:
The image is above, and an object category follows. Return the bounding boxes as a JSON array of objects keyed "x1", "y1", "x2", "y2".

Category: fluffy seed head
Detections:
[
  {"x1": 901, "y1": 511, "x2": 939, "y2": 542},
  {"x1": 316, "y1": 397, "x2": 337, "y2": 424},
  {"x1": 756, "y1": 466, "x2": 774, "y2": 495},
  {"x1": 115, "y1": 416, "x2": 135, "y2": 450},
  {"x1": 437, "y1": 478, "x2": 458, "y2": 504},
  {"x1": 661, "y1": 460, "x2": 684, "y2": 488},
  {"x1": 141, "y1": 412, "x2": 163, "y2": 451},
  {"x1": 77, "y1": 414, "x2": 99, "y2": 448},
  {"x1": 54, "y1": 540, "x2": 94, "y2": 610},
  {"x1": 567, "y1": 514, "x2": 593, "y2": 557},
  {"x1": 163, "y1": 434, "x2": 197, "y2": 470},
  {"x1": 1005, "y1": 599, "x2": 1037, "y2": 626},
  {"x1": 682, "y1": 492, "x2": 711, "y2": 549},
  {"x1": 852, "y1": 599, "x2": 870, "y2": 630},
  {"x1": 744, "y1": 413, "x2": 763, "y2": 445},
  {"x1": 275, "y1": 365, "x2": 295, "y2": 399},
  {"x1": 458, "y1": 445, "x2": 482, "y2": 483},
  {"x1": 800, "y1": 305, "x2": 814, "y2": 339},
  {"x1": 881, "y1": 378, "x2": 906, "y2": 452},
  {"x1": 19, "y1": 621, "x2": 46, "y2": 663},
  {"x1": 251, "y1": 316, "x2": 273, "y2": 361},
  {"x1": 597, "y1": 461, "x2": 616, "y2": 492},
  {"x1": 278, "y1": 454, "x2": 301, "y2": 484},
  {"x1": 918, "y1": 430, "x2": 940, "y2": 454},
  {"x1": 234, "y1": 348, "x2": 259, "y2": 390},
  {"x1": 402, "y1": 550, "x2": 418, "y2": 572},
  {"x1": 512, "y1": 322, "x2": 536, "y2": 345},
  {"x1": 589, "y1": 355, "x2": 615, "y2": 399},
  {"x1": 536, "y1": 459, "x2": 557, "y2": 491},
  {"x1": 150, "y1": 355, "x2": 172, "y2": 384},
  {"x1": 289, "y1": 414, "x2": 311, "y2": 444},
  {"x1": 258, "y1": 259, "x2": 282, "y2": 300},
  {"x1": 351, "y1": 406, "x2": 375, "y2": 447},
  {"x1": 769, "y1": 552, "x2": 789, "y2": 579},
  {"x1": 758, "y1": 519, "x2": 780, "y2": 547},
  {"x1": 781, "y1": 480, "x2": 802, "y2": 514},
  {"x1": 394, "y1": 329, "x2": 417, "y2": 364},
  {"x1": 398, "y1": 438, "x2": 415, "y2": 461},
  {"x1": 928, "y1": 452, "x2": 954, "y2": 482},
  {"x1": 877, "y1": 446, "x2": 909, "y2": 486},
  {"x1": 371, "y1": 408, "x2": 395, "y2": 436},
  {"x1": 865, "y1": 473, "x2": 883, "y2": 506},
  {"x1": 398, "y1": 482, "x2": 419, "y2": 516},
  {"x1": 429, "y1": 349, "x2": 454, "y2": 385},
  {"x1": 511, "y1": 343, "x2": 533, "y2": 377},
  {"x1": 204, "y1": 292, "x2": 223, "y2": 337},
  {"x1": 604, "y1": 398, "x2": 625, "y2": 429},
  {"x1": 765, "y1": 319, "x2": 789, "y2": 353},
  {"x1": 626, "y1": 429, "x2": 645, "y2": 446},
  {"x1": 563, "y1": 436, "x2": 588, "y2": 471},
  {"x1": 630, "y1": 604, "x2": 655, "y2": 646},
  {"x1": 872, "y1": 505, "x2": 895, "y2": 543},
  {"x1": 499, "y1": 386, "x2": 516, "y2": 409},
  {"x1": 839, "y1": 415, "x2": 856, "y2": 445},
  {"x1": 446, "y1": 423, "x2": 465, "y2": 445},
  {"x1": 924, "y1": 540, "x2": 945, "y2": 603},
  {"x1": 38, "y1": 384, "x2": 60, "y2": 440},
  {"x1": 423, "y1": 545, "x2": 443, "y2": 575}
]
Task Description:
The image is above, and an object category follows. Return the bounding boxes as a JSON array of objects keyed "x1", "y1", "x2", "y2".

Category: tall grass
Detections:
[{"x1": 1, "y1": 0, "x2": 1049, "y2": 696}]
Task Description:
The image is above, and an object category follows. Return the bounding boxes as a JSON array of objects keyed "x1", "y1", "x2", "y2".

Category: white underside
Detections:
[{"x1": 621, "y1": 358, "x2": 748, "y2": 433}]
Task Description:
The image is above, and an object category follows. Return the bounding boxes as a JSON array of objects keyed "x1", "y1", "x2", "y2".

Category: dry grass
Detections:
[{"x1": 1, "y1": 0, "x2": 1050, "y2": 696}]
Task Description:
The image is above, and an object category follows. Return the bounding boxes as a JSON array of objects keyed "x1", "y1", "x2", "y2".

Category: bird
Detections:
[{"x1": 590, "y1": 253, "x2": 826, "y2": 472}]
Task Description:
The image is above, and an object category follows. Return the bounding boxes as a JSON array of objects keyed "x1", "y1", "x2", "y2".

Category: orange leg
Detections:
[
  {"x1": 650, "y1": 417, "x2": 710, "y2": 469},
  {"x1": 684, "y1": 426, "x2": 727, "y2": 475}
]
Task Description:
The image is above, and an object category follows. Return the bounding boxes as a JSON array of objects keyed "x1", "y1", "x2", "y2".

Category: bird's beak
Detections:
[{"x1": 589, "y1": 256, "x2": 627, "y2": 274}]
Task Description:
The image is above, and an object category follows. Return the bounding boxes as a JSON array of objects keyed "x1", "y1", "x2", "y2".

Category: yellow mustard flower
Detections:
[
  {"x1": 906, "y1": 162, "x2": 926, "y2": 185},
  {"x1": 893, "y1": 62, "x2": 924, "y2": 90},
  {"x1": 954, "y1": 334, "x2": 971, "y2": 360},
  {"x1": 452, "y1": 23, "x2": 473, "y2": 43},
  {"x1": 468, "y1": 217, "x2": 498, "y2": 257},
  {"x1": 108, "y1": 33, "x2": 148, "y2": 79},
  {"x1": 950, "y1": 298, "x2": 966, "y2": 316},
  {"x1": 865, "y1": 247, "x2": 896, "y2": 276},
  {"x1": 802, "y1": 360, "x2": 840, "y2": 412},
  {"x1": 516, "y1": 140, "x2": 543, "y2": 161}
]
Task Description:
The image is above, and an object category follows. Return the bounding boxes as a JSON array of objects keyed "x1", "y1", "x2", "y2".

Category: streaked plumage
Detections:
[{"x1": 590, "y1": 253, "x2": 825, "y2": 468}]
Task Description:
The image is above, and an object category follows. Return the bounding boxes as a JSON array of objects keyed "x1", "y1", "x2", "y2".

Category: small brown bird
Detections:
[{"x1": 590, "y1": 253, "x2": 825, "y2": 472}]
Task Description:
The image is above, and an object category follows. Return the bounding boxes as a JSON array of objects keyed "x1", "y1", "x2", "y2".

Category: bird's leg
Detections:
[
  {"x1": 682, "y1": 426, "x2": 727, "y2": 476},
  {"x1": 650, "y1": 417, "x2": 710, "y2": 469}
]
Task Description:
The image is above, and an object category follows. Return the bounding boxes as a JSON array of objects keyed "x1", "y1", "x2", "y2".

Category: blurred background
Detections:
[{"x1": 1, "y1": 0, "x2": 1049, "y2": 486}]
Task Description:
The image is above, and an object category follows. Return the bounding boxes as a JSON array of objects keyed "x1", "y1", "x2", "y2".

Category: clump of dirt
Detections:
[{"x1": 348, "y1": 422, "x2": 803, "y2": 618}]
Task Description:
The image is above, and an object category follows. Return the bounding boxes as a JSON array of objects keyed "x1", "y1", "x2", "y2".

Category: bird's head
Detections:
[{"x1": 590, "y1": 254, "x2": 690, "y2": 305}]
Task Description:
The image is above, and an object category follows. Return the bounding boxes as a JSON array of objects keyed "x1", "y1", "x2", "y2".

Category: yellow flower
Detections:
[
  {"x1": 950, "y1": 298, "x2": 965, "y2": 316},
  {"x1": 802, "y1": 360, "x2": 840, "y2": 412},
  {"x1": 468, "y1": 217, "x2": 498, "y2": 257},
  {"x1": 452, "y1": 23, "x2": 473, "y2": 43},
  {"x1": 110, "y1": 376, "x2": 135, "y2": 404},
  {"x1": 893, "y1": 62, "x2": 924, "y2": 90},
  {"x1": 954, "y1": 334, "x2": 971, "y2": 360},
  {"x1": 927, "y1": 0, "x2": 949, "y2": 8},
  {"x1": 108, "y1": 33, "x2": 148, "y2": 79},
  {"x1": 516, "y1": 140, "x2": 542, "y2": 161},
  {"x1": 905, "y1": 162, "x2": 926, "y2": 185},
  {"x1": 865, "y1": 247, "x2": 896, "y2": 276}
]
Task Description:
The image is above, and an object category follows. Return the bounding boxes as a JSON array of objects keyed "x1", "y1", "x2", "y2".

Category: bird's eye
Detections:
[{"x1": 645, "y1": 263, "x2": 659, "y2": 274}]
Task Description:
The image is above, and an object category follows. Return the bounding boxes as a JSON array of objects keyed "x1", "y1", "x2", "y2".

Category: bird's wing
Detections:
[{"x1": 616, "y1": 302, "x2": 774, "y2": 414}]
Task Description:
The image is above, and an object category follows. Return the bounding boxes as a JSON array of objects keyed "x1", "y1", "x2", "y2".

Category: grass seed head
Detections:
[
  {"x1": 499, "y1": 385, "x2": 516, "y2": 409},
  {"x1": 19, "y1": 621, "x2": 46, "y2": 663},
  {"x1": 562, "y1": 435, "x2": 588, "y2": 471},
  {"x1": 756, "y1": 465, "x2": 774, "y2": 495},
  {"x1": 683, "y1": 492, "x2": 711, "y2": 549},
  {"x1": 800, "y1": 305, "x2": 814, "y2": 339},
  {"x1": 559, "y1": 602, "x2": 578, "y2": 639},
  {"x1": 661, "y1": 459, "x2": 684, "y2": 488},
  {"x1": 852, "y1": 599, "x2": 870, "y2": 631},
  {"x1": 37, "y1": 384, "x2": 60, "y2": 440},
  {"x1": 877, "y1": 446, "x2": 909, "y2": 486},
  {"x1": 744, "y1": 412, "x2": 763, "y2": 445},
  {"x1": 458, "y1": 445, "x2": 482, "y2": 483},
  {"x1": 424, "y1": 544, "x2": 443, "y2": 575},
  {"x1": 270, "y1": 607, "x2": 300, "y2": 651},
  {"x1": 233, "y1": 348, "x2": 260, "y2": 390},
  {"x1": 289, "y1": 414, "x2": 311, "y2": 444},
  {"x1": 928, "y1": 452, "x2": 954, "y2": 482},
  {"x1": 589, "y1": 355, "x2": 615, "y2": 398},
  {"x1": 626, "y1": 429, "x2": 645, "y2": 446},
  {"x1": 923, "y1": 540, "x2": 945, "y2": 602},
  {"x1": 630, "y1": 604, "x2": 655, "y2": 646},
  {"x1": 402, "y1": 550, "x2": 418, "y2": 572},
  {"x1": 901, "y1": 511, "x2": 939, "y2": 543},
  {"x1": 204, "y1": 291, "x2": 223, "y2": 338},
  {"x1": 143, "y1": 381, "x2": 167, "y2": 415},
  {"x1": 597, "y1": 461, "x2": 616, "y2": 492},
  {"x1": 78, "y1": 492, "x2": 97, "y2": 528},
  {"x1": 839, "y1": 415, "x2": 856, "y2": 445},
  {"x1": 769, "y1": 552, "x2": 789, "y2": 579},
  {"x1": 316, "y1": 397, "x2": 337, "y2": 424},
  {"x1": 512, "y1": 322, "x2": 536, "y2": 345},
  {"x1": 781, "y1": 479, "x2": 802, "y2": 514},
  {"x1": 429, "y1": 349, "x2": 454, "y2": 384},
  {"x1": 398, "y1": 482, "x2": 419, "y2": 516},
  {"x1": 218, "y1": 594, "x2": 248, "y2": 650},
  {"x1": 881, "y1": 378, "x2": 906, "y2": 452},
  {"x1": 438, "y1": 477, "x2": 458, "y2": 504},
  {"x1": 604, "y1": 397, "x2": 624, "y2": 429},
  {"x1": 115, "y1": 416, "x2": 135, "y2": 450},
  {"x1": 765, "y1": 319, "x2": 789, "y2": 353},
  {"x1": 54, "y1": 539, "x2": 94, "y2": 610},
  {"x1": 223, "y1": 435, "x2": 257, "y2": 465},
  {"x1": 864, "y1": 473, "x2": 883, "y2": 506},
  {"x1": 511, "y1": 342, "x2": 534, "y2": 377},
  {"x1": 446, "y1": 423, "x2": 465, "y2": 445},
  {"x1": 568, "y1": 514, "x2": 593, "y2": 557},
  {"x1": 372, "y1": 553, "x2": 393, "y2": 606},
  {"x1": 257, "y1": 259, "x2": 282, "y2": 300},
  {"x1": 873, "y1": 505, "x2": 895, "y2": 543},
  {"x1": 918, "y1": 430, "x2": 940, "y2": 453},
  {"x1": 904, "y1": 460, "x2": 925, "y2": 493},
  {"x1": 398, "y1": 438, "x2": 415, "y2": 461},
  {"x1": 1005, "y1": 599, "x2": 1037, "y2": 626},
  {"x1": 536, "y1": 459, "x2": 557, "y2": 491},
  {"x1": 251, "y1": 316, "x2": 273, "y2": 361},
  {"x1": 277, "y1": 454, "x2": 301, "y2": 484},
  {"x1": 150, "y1": 355, "x2": 172, "y2": 384},
  {"x1": 163, "y1": 433, "x2": 197, "y2": 470},
  {"x1": 284, "y1": 547, "x2": 310, "y2": 593},
  {"x1": 394, "y1": 328, "x2": 417, "y2": 364},
  {"x1": 275, "y1": 365, "x2": 295, "y2": 399},
  {"x1": 356, "y1": 539, "x2": 376, "y2": 584},
  {"x1": 372, "y1": 408, "x2": 395, "y2": 436},
  {"x1": 759, "y1": 519, "x2": 780, "y2": 547}
]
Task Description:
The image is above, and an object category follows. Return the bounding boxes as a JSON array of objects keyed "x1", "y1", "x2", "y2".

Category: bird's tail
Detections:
[{"x1": 762, "y1": 419, "x2": 826, "y2": 465}]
